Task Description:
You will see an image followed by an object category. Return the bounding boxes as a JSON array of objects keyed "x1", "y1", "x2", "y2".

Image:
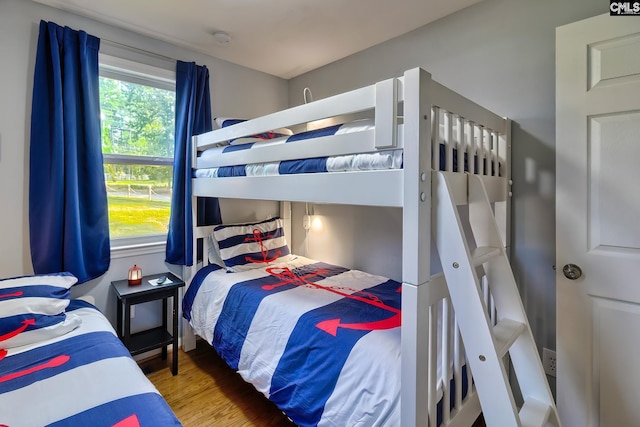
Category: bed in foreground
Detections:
[{"x1": 0, "y1": 273, "x2": 181, "y2": 427}]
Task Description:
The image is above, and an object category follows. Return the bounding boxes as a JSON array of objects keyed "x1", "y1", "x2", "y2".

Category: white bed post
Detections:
[
  {"x1": 181, "y1": 191, "x2": 201, "y2": 353},
  {"x1": 182, "y1": 134, "x2": 204, "y2": 353},
  {"x1": 279, "y1": 201, "x2": 292, "y2": 244},
  {"x1": 401, "y1": 67, "x2": 432, "y2": 427},
  {"x1": 495, "y1": 119, "x2": 512, "y2": 254}
]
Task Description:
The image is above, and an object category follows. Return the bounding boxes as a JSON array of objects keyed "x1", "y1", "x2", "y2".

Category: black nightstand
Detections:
[{"x1": 111, "y1": 272, "x2": 185, "y2": 375}]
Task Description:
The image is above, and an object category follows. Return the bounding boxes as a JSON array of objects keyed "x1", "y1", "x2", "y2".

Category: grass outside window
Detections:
[{"x1": 107, "y1": 195, "x2": 171, "y2": 239}]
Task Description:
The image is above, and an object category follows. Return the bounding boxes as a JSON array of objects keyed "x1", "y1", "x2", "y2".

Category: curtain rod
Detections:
[{"x1": 100, "y1": 38, "x2": 176, "y2": 63}]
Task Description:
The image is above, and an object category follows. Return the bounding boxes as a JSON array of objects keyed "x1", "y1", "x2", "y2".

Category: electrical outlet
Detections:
[{"x1": 543, "y1": 347, "x2": 556, "y2": 377}]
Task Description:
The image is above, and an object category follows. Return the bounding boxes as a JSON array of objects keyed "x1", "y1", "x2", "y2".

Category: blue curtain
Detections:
[
  {"x1": 29, "y1": 21, "x2": 110, "y2": 283},
  {"x1": 166, "y1": 61, "x2": 221, "y2": 266}
]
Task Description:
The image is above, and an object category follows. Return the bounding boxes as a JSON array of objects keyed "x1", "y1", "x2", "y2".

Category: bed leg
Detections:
[
  {"x1": 401, "y1": 282, "x2": 430, "y2": 427},
  {"x1": 181, "y1": 263, "x2": 198, "y2": 352},
  {"x1": 182, "y1": 319, "x2": 197, "y2": 352}
]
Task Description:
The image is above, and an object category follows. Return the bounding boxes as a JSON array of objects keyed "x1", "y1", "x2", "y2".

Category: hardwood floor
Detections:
[
  {"x1": 141, "y1": 341, "x2": 295, "y2": 426},
  {"x1": 142, "y1": 340, "x2": 486, "y2": 426}
]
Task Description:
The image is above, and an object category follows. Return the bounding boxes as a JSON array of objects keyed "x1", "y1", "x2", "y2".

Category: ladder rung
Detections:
[
  {"x1": 493, "y1": 318, "x2": 525, "y2": 358},
  {"x1": 519, "y1": 398, "x2": 551, "y2": 427},
  {"x1": 471, "y1": 246, "x2": 501, "y2": 266}
]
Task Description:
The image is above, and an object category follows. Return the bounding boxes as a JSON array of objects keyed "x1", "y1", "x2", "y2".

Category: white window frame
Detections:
[{"x1": 99, "y1": 53, "x2": 176, "y2": 256}]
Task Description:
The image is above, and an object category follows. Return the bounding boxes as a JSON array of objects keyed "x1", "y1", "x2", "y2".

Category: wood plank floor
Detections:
[
  {"x1": 142, "y1": 341, "x2": 295, "y2": 426},
  {"x1": 142, "y1": 340, "x2": 485, "y2": 426}
]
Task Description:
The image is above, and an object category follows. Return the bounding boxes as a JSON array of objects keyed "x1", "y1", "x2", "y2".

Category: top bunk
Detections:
[{"x1": 192, "y1": 68, "x2": 510, "y2": 207}]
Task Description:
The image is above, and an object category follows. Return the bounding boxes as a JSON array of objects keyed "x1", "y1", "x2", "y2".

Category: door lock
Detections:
[{"x1": 562, "y1": 264, "x2": 582, "y2": 280}]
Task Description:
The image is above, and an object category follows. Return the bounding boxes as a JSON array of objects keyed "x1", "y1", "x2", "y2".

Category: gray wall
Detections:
[
  {"x1": 288, "y1": 0, "x2": 607, "y2": 369},
  {"x1": 0, "y1": 0, "x2": 285, "y2": 329}
]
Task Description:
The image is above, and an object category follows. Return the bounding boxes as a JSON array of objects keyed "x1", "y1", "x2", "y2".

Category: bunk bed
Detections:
[
  {"x1": 183, "y1": 68, "x2": 511, "y2": 427},
  {"x1": 0, "y1": 273, "x2": 182, "y2": 426}
]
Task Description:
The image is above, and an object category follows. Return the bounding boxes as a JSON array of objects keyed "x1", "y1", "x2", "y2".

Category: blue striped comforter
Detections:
[
  {"x1": 0, "y1": 300, "x2": 181, "y2": 426},
  {"x1": 184, "y1": 256, "x2": 405, "y2": 427}
]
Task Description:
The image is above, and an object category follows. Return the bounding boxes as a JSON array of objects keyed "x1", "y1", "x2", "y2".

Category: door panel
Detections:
[
  {"x1": 588, "y1": 112, "x2": 640, "y2": 252},
  {"x1": 589, "y1": 33, "x2": 640, "y2": 89},
  {"x1": 557, "y1": 13, "x2": 640, "y2": 427},
  {"x1": 593, "y1": 298, "x2": 640, "y2": 426}
]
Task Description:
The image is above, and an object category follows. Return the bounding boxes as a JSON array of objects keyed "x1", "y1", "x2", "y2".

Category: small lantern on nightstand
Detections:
[{"x1": 128, "y1": 264, "x2": 142, "y2": 285}]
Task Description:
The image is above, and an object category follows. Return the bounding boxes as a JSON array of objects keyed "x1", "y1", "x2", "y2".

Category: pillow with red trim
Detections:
[
  {"x1": 214, "y1": 117, "x2": 293, "y2": 145},
  {"x1": 211, "y1": 217, "x2": 292, "y2": 272},
  {"x1": 0, "y1": 272, "x2": 81, "y2": 349}
]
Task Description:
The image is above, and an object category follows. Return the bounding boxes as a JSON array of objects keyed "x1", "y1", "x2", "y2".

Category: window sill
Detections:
[{"x1": 110, "y1": 240, "x2": 166, "y2": 259}]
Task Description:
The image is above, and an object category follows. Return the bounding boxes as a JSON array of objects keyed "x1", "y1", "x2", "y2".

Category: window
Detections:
[{"x1": 99, "y1": 55, "x2": 176, "y2": 247}]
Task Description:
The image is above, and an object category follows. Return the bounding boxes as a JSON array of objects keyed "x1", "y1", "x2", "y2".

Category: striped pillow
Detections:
[
  {"x1": 215, "y1": 117, "x2": 293, "y2": 145},
  {"x1": 0, "y1": 272, "x2": 81, "y2": 349},
  {"x1": 212, "y1": 217, "x2": 291, "y2": 272}
]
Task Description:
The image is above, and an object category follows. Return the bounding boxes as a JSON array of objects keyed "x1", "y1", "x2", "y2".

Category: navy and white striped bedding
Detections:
[
  {"x1": 194, "y1": 150, "x2": 403, "y2": 178},
  {"x1": 194, "y1": 119, "x2": 498, "y2": 178},
  {"x1": 0, "y1": 300, "x2": 182, "y2": 427},
  {"x1": 183, "y1": 256, "x2": 468, "y2": 427},
  {"x1": 194, "y1": 119, "x2": 405, "y2": 178},
  {"x1": 0, "y1": 272, "x2": 80, "y2": 350}
]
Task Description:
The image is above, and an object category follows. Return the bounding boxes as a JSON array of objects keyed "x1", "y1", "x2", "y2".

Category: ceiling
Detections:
[{"x1": 33, "y1": 0, "x2": 482, "y2": 79}]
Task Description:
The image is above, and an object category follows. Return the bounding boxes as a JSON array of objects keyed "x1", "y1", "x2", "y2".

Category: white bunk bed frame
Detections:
[{"x1": 184, "y1": 68, "x2": 512, "y2": 427}]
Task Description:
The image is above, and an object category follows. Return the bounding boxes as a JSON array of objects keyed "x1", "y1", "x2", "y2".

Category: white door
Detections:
[{"x1": 556, "y1": 13, "x2": 640, "y2": 427}]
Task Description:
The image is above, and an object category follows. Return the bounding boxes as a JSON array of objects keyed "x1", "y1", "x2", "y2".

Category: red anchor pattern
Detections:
[
  {"x1": 112, "y1": 414, "x2": 141, "y2": 427},
  {"x1": 0, "y1": 291, "x2": 23, "y2": 299},
  {"x1": 0, "y1": 290, "x2": 35, "y2": 344},
  {"x1": 244, "y1": 228, "x2": 282, "y2": 264},
  {"x1": 256, "y1": 131, "x2": 279, "y2": 140},
  {"x1": 0, "y1": 354, "x2": 70, "y2": 384},
  {"x1": 0, "y1": 319, "x2": 35, "y2": 343},
  {"x1": 264, "y1": 266, "x2": 401, "y2": 336}
]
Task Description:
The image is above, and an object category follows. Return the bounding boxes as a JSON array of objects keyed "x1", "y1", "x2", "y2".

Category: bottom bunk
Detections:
[
  {"x1": 183, "y1": 221, "x2": 481, "y2": 426},
  {"x1": 0, "y1": 276, "x2": 181, "y2": 427}
]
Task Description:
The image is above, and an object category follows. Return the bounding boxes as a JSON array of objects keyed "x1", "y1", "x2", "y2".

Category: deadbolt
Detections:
[{"x1": 562, "y1": 264, "x2": 582, "y2": 280}]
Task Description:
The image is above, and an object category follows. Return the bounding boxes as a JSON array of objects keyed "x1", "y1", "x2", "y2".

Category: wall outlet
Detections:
[
  {"x1": 543, "y1": 347, "x2": 556, "y2": 377},
  {"x1": 302, "y1": 214, "x2": 311, "y2": 230}
]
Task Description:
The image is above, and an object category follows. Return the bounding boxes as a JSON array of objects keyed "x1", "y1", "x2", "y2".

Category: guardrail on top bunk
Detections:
[
  {"x1": 191, "y1": 67, "x2": 509, "y2": 179},
  {"x1": 193, "y1": 78, "x2": 398, "y2": 152}
]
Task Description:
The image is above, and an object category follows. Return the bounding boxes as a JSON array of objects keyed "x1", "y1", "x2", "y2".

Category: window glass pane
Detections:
[
  {"x1": 100, "y1": 77, "x2": 175, "y2": 157},
  {"x1": 105, "y1": 164, "x2": 173, "y2": 239},
  {"x1": 99, "y1": 75, "x2": 176, "y2": 241}
]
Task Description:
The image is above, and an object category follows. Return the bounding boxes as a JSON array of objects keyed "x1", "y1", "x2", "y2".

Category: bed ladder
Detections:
[{"x1": 432, "y1": 172, "x2": 561, "y2": 427}]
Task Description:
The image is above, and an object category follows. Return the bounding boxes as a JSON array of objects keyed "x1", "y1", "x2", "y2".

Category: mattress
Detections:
[
  {"x1": 195, "y1": 119, "x2": 404, "y2": 178},
  {"x1": 194, "y1": 119, "x2": 497, "y2": 178},
  {"x1": 0, "y1": 300, "x2": 182, "y2": 427},
  {"x1": 183, "y1": 255, "x2": 468, "y2": 427}
]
